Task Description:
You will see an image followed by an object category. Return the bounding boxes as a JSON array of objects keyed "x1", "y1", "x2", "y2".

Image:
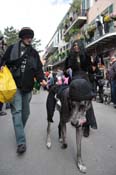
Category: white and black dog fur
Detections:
[{"x1": 46, "y1": 77, "x2": 94, "y2": 173}]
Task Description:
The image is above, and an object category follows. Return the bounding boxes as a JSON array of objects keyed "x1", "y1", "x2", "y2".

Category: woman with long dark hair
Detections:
[{"x1": 64, "y1": 40, "x2": 97, "y2": 137}]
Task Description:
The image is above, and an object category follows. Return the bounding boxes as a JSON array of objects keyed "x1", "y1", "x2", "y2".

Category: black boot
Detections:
[{"x1": 83, "y1": 125, "x2": 90, "y2": 137}]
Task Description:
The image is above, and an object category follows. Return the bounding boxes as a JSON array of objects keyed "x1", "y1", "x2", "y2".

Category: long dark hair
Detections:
[{"x1": 65, "y1": 40, "x2": 91, "y2": 72}]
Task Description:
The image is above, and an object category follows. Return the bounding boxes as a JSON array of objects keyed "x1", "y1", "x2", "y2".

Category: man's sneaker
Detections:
[{"x1": 17, "y1": 144, "x2": 26, "y2": 154}]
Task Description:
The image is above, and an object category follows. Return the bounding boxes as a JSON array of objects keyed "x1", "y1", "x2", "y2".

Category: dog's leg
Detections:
[
  {"x1": 61, "y1": 123, "x2": 68, "y2": 149},
  {"x1": 76, "y1": 127, "x2": 87, "y2": 173},
  {"x1": 58, "y1": 123, "x2": 63, "y2": 143},
  {"x1": 46, "y1": 122, "x2": 52, "y2": 149}
]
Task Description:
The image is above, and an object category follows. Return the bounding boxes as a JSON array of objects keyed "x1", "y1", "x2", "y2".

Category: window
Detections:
[
  {"x1": 101, "y1": 4, "x2": 113, "y2": 16},
  {"x1": 82, "y1": 0, "x2": 86, "y2": 10},
  {"x1": 86, "y1": 0, "x2": 90, "y2": 9},
  {"x1": 109, "y1": 4, "x2": 113, "y2": 14}
]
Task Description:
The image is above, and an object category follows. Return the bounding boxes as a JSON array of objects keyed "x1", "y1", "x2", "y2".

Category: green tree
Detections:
[
  {"x1": 71, "y1": 0, "x2": 81, "y2": 13},
  {"x1": 4, "y1": 26, "x2": 19, "y2": 46},
  {"x1": 4, "y1": 26, "x2": 41, "y2": 52},
  {"x1": 32, "y1": 38, "x2": 41, "y2": 52}
]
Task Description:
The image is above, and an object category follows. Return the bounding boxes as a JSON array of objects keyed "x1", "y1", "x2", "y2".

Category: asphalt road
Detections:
[{"x1": 0, "y1": 90, "x2": 116, "y2": 175}]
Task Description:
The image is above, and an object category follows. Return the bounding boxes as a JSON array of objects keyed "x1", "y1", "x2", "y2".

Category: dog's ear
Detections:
[
  {"x1": 67, "y1": 97, "x2": 72, "y2": 111},
  {"x1": 85, "y1": 101, "x2": 91, "y2": 111}
]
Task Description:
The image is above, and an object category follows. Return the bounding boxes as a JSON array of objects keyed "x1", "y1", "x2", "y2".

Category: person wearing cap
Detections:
[
  {"x1": 109, "y1": 55, "x2": 116, "y2": 108},
  {"x1": 0, "y1": 35, "x2": 7, "y2": 116},
  {"x1": 0, "y1": 27, "x2": 47, "y2": 154}
]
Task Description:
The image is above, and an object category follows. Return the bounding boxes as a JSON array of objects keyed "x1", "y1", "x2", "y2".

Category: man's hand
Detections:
[
  {"x1": 40, "y1": 80, "x2": 47, "y2": 87},
  {"x1": 0, "y1": 66, "x2": 4, "y2": 72}
]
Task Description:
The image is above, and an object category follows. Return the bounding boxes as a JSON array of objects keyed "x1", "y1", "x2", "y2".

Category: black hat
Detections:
[{"x1": 19, "y1": 27, "x2": 34, "y2": 39}]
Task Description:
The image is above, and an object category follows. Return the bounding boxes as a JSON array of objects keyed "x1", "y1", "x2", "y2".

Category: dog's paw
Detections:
[
  {"x1": 77, "y1": 163, "x2": 87, "y2": 174},
  {"x1": 61, "y1": 143, "x2": 68, "y2": 149},
  {"x1": 46, "y1": 142, "x2": 52, "y2": 149}
]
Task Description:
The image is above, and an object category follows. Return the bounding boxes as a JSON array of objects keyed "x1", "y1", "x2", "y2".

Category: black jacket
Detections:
[
  {"x1": 64, "y1": 51, "x2": 92, "y2": 76},
  {"x1": 89, "y1": 66, "x2": 104, "y2": 83},
  {"x1": 1, "y1": 43, "x2": 44, "y2": 92}
]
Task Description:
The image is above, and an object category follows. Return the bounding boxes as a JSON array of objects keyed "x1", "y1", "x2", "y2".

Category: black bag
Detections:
[{"x1": 9, "y1": 47, "x2": 31, "y2": 78}]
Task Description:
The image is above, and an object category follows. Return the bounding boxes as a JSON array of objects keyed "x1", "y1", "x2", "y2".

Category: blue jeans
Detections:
[
  {"x1": 111, "y1": 80, "x2": 116, "y2": 104},
  {"x1": 10, "y1": 89, "x2": 32, "y2": 145}
]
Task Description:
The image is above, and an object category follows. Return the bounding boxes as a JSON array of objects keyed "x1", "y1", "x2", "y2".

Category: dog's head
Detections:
[{"x1": 70, "y1": 100, "x2": 91, "y2": 128}]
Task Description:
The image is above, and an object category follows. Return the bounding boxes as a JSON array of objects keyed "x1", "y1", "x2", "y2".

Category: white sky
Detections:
[{"x1": 0, "y1": 0, "x2": 72, "y2": 54}]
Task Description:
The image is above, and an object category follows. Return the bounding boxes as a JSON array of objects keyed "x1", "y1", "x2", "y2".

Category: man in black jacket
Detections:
[{"x1": 0, "y1": 27, "x2": 46, "y2": 154}]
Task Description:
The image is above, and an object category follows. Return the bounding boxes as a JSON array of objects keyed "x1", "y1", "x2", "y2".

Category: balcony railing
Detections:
[
  {"x1": 64, "y1": 9, "x2": 87, "y2": 36},
  {"x1": 84, "y1": 21, "x2": 116, "y2": 47},
  {"x1": 51, "y1": 51, "x2": 68, "y2": 65}
]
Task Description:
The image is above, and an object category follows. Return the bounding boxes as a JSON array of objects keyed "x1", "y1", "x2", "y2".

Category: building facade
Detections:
[{"x1": 44, "y1": 0, "x2": 116, "y2": 71}]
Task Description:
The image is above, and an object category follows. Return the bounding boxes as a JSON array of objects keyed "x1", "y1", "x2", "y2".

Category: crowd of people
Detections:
[{"x1": 45, "y1": 44, "x2": 116, "y2": 109}]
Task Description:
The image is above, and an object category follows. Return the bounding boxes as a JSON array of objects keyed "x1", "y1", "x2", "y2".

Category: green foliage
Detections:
[
  {"x1": 3, "y1": 26, "x2": 41, "y2": 51},
  {"x1": 69, "y1": 27, "x2": 80, "y2": 36},
  {"x1": 58, "y1": 52, "x2": 65, "y2": 59},
  {"x1": 64, "y1": 25, "x2": 80, "y2": 43},
  {"x1": 64, "y1": 34, "x2": 70, "y2": 42},
  {"x1": 71, "y1": 0, "x2": 81, "y2": 12},
  {"x1": 32, "y1": 38, "x2": 41, "y2": 51},
  {"x1": 4, "y1": 26, "x2": 19, "y2": 46}
]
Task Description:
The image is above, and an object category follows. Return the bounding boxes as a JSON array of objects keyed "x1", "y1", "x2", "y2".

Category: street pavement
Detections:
[{"x1": 0, "y1": 90, "x2": 116, "y2": 175}]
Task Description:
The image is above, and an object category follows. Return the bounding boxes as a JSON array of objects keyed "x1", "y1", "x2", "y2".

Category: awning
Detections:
[
  {"x1": 86, "y1": 32, "x2": 116, "y2": 52},
  {"x1": 45, "y1": 46, "x2": 58, "y2": 59}
]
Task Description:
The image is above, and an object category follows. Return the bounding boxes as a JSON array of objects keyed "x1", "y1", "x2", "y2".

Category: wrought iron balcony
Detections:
[
  {"x1": 45, "y1": 43, "x2": 58, "y2": 59},
  {"x1": 84, "y1": 21, "x2": 116, "y2": 51},
  {"x1": 64, "y1": 9, "x2": 87, "y2": 36}
]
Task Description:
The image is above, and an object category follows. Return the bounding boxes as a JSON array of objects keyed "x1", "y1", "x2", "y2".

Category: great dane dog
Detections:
[{"x1": 46, "y1": 77, "x2": 94, "y2": 173}]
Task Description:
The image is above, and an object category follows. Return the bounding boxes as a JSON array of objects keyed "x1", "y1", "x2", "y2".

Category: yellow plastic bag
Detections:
[{"x1": 0, "y1": 66, "x2": 17, "y2": 103}]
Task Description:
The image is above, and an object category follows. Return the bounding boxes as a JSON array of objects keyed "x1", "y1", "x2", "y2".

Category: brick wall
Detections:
[{"x1": 88, "y1": 0, "x2": 116, "y2": 24}]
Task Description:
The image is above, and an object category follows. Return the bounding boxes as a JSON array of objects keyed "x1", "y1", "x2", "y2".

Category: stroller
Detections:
[{"x1": 103, "y1": 80, "x2": 111, "y2": 104}]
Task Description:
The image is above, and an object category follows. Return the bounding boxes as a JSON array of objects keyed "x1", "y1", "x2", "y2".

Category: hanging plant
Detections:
[
  {"x1": 71, "y1": 0, "x2": 81, "y2": 14},
  {"x1": 64, "y1": 34, "x2": 70, "y2": 42},
  {"x1": 80, "y1": 34, "x2": 85, "y2": 40},
  {"x1": 87, "y1": 24, "x2": 96, "y2": 33},
  {"x1": 69, "y1": 27, "x2": 80, "y2": 36}
]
